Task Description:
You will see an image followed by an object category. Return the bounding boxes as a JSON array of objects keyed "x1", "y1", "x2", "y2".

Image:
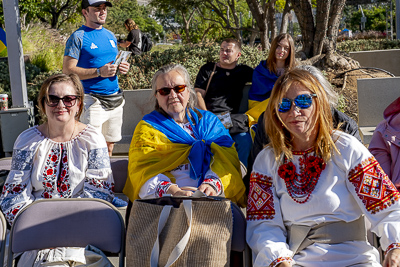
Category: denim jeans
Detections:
[{"x1": 231, "y1": 131, "x2": 253, "y2": 168}]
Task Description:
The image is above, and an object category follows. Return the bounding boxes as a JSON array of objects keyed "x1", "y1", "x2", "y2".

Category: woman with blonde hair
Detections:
[
  {"x1": 246, "y1": 69, "x2": 400, "y2": 267},
  {"x1": 119, "y1": 18, "x2": 142, "y2": 55}
]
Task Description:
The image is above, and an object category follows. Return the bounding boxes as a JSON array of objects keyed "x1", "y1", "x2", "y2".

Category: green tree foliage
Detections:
[
  {"x1": 105, "y1": 0, "x2": 163, "y2": 41},
  {"x1": 346, "y1": 4, "x2": 395, "y2": 32},
  {"x1": 1, "y1": 0, "x2": 81, "y2": 29},
  {"x1": 36, "y1": 0, "x2": 81, "y2": 29},
  {"x1": 151, "y1": 0, "x2": 201, "y2": 43},
  {"x1": 1, "y1": 0, "x2": 42, "y2": 27},
  {"x1": 198, "y1": 0, "x2": 254, "y2": 41}
]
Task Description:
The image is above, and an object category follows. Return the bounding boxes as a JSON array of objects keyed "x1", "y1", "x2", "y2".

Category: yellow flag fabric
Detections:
[
  {"x1": 246, "y1": 98, "x2": 270, "y2": 127},
  {"x1": 123, "y1": 120, "x2": 247, "y2": 206}
]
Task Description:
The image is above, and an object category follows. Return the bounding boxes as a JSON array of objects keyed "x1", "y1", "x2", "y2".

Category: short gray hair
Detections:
[
  {"x1": 151, "y1": 64, "x2": 197, "y2": 112},
  {"x1": 297, "y1": 65, "x2": 339, "y2": 108}
]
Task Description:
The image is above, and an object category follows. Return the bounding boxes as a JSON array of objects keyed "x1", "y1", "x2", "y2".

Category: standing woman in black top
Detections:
[{"x1": 119, "y1": 18, "x2": 142, "y2": 55}]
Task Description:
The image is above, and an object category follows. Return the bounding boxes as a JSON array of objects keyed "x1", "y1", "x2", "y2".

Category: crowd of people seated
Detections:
[{"x1": 2, "y1": 31, "x2": 400, "y2": 267}]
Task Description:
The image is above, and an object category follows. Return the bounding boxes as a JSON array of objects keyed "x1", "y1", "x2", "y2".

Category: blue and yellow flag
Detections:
[
  {"x1": 123, "y1": 108, "x2": 246, "y2": 206},
  {"x1": 0, "y1": 28, "x2": 7, "y2": 52}
]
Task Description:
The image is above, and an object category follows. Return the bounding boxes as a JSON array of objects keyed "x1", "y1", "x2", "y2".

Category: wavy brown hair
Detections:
[
  {"x1": 124, "y1": 18, "x2": 139, "y2": 31},
  {"x1": 266, "y1": 33, "x2": 296, "y2": 75},
  {"x1": 264, "y1": 69, "x2": 338, "y2": 163}
]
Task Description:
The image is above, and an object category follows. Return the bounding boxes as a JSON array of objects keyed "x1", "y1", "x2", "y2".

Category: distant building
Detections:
[{"x1": 137, "y1": 0, "x2": 150, "y2": 5}]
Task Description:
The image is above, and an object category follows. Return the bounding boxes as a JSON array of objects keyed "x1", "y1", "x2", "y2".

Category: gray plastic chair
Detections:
[
  {"x1": 231, "y1": 202, "x2": 252, "y2": 267},
  {"x1": 0, "y1": 157, "x2": 12, "y2": 171},
  {"x1": 0, "y1": 211, "x2": 7, "y2": 266},
  {"x1": 110, "y1": 156, "x2": 129, "y2": 193},
  {"x1": 7, "y1": 198, "x2": 125, "y2": 267}
]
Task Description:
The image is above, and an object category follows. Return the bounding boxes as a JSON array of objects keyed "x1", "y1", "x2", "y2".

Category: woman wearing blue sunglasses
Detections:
[{"x1": 246, "y1": 69, "x2": 400, "y2": 267}]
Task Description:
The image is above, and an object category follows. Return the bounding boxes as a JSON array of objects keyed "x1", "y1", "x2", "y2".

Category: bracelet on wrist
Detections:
[{"x1": 96, "y1": 68, "x2": 101, "y2": 77}]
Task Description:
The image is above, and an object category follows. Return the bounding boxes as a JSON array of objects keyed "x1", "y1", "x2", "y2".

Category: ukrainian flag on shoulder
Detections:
[{"x1": 0, "y1": 28, "x2": 7, "y2": 52}]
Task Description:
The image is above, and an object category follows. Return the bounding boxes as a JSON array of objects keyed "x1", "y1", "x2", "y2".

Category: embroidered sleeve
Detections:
[
  {"x1": 247, "y1": 172, "x2": 275, "y2": 220},
  {"x1": 385, "y1": 243, "x2": 400, "y2": 256},
  {"x1": 347, "y1": 157, "x2": 400, "y2": 214},
  {"x1": 202, "y1": 178, "x2": 222, "y2": 195},
  {"x1": 84, "y1": 147, "x2": 114, "y2": 202},
  {"x1": 0, "y1": 149, "x2": 35, "y2": 225},
  {"x1": 155, "y1": 181, "x2": 173, "y2": 197},
  {"x1": 138, "y1": 174, "x2": 172, "y2": 199},
  {"x1": 269, "y1": 257, "x2": 295, "y2": 267},
  {"x1": 202, "y1": 168, "x2": 222, "y2": 195},
  {"x1": 346, "y1": 155, "x2": 400, "y2": 251},
  {"x1": 246, "y1": 171, "x2": 292, "y2": 267}
]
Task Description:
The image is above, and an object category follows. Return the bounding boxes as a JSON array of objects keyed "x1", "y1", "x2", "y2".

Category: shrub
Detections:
[
  {"x1": 337, "y1": 39, "x2": 400, "y2": 52},
  {"x1": 119, "y1": 42, "x2": 268, "y2": 90}
]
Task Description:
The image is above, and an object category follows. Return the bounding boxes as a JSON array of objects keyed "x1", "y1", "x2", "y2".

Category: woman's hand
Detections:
[
  {"x1": 118, "y1": 62, "x2": 130, "y2": 75},
  {"x1": 277, "y1": 262, "x2": 292, "y2": 267},
  {"x1": 383, "y1": 249, "x2": 400, "y2": 267},
  {"x1": 166, "y1": 184, "x2": 193, "y2": 197},
  {"x1": 198, "y1": 183, "x2": 217, "y2": 196}
]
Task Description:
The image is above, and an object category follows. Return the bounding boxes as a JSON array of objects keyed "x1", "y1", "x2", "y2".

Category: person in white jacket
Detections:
[{"x1": 246, "y1": 68, "x2": 400, "y2": 267}]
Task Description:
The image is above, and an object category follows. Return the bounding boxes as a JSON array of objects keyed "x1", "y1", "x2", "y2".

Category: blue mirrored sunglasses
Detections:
[{"x1": 278, "y1": 94, "x2": 317, "y2": 113}]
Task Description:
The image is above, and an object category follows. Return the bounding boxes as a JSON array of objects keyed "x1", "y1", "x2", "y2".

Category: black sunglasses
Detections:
[
  {"x1": 46, "y1": 95, "x2": 79, "y2": 108},
  {"x1": 278, "y1": 94, "x2": 317, "y2": 113},
  {"x1": 156, "y1": 85, "x2": 186, "y2": 96}
]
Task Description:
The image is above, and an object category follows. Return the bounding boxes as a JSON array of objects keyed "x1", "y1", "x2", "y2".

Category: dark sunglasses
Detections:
[
  {"x1": 278, "y1": 94, "x2": 317, "y2": 113},
  {"x1": 46, "y1": 95, "x2": 79, "y2": 108},
  {"x1": 156, "y1": 85, "x2": 186, "y2": 96}
]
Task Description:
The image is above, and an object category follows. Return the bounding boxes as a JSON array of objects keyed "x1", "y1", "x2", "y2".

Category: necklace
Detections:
[
  {"x1": 47, "y1": 121, "x2": 76, "y2": 142},
  {"x1": 278, "y1": 151, "x2": 326, "y2": 204}
]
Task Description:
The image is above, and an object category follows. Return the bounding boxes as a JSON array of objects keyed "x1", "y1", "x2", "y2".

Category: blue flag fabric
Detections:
[
  {"x1": 0, "y1": 28, "x2": 7, "y2": 52},
  {"x1": 143, "y1": 108, "x2": 234, "y2": 186}
]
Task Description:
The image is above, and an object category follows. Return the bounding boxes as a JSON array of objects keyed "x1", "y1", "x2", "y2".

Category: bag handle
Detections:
[
  {"x1": 150, "y1": 200, "x2": 193, "y2": 267},
  {"x1": 204, "y1": 63, "x2": 217, "y2": 96}
]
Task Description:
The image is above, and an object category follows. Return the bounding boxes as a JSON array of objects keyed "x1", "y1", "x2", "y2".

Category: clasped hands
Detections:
[{"x1": 166, "y1": 184, "x2": 217, "y2": 197}]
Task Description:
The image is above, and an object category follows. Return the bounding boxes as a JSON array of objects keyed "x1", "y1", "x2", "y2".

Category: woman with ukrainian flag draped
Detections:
[
  {"x1": 247, "y1": 33, "x2": 296, "y2": 127},
  {"x1": 123, "y1": 64, "x2": 246, "y2": 206}
]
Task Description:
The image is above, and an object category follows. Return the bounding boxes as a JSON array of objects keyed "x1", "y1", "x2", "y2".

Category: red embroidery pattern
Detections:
[
  {"x1": 348, "y1": 157, "x2": 400, "y2": 214},
  {"x1": 2, "y1": 182, "x2": 28, "y2": 196},
  {"x1": 278, "y1": 154, "x2": 326, "y2": 204},
  {"x1": 1, "y1": 182, "x2": 28, "y2": 223},
  {"x1": 247, "y1": 172, "x2": 275, "y2": 221},
  {"x1": 4, "y1": 204, "x2": 22, "y2": 223},
  {"x1": 156, "y1": 181, "x2": 172, "y2": 197},
  {"x1": 86, "y1": 178, "x2": 113, "y2": 191},
  {"x1": 269, "y1": 257, "x2": 294, "y2": 267},
  {"x1": 203, "y1": 178, "x2": 222, "y2": 195},
  {"x1": 385, "y1": 243, "x2": 400, "y2": 256},
  {"x1": 41, "y1": 146, "x2": 72, "y2": 199}
]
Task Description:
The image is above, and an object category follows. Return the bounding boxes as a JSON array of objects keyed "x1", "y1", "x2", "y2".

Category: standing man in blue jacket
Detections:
[{"x1": 63, "y1": 0, "x2": 130, "y2": 156}]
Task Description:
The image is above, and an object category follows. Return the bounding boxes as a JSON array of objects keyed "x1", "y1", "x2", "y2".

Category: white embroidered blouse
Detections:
[
  {"x1": 247, "y1": 131, "x2": 400, "y2": 267},
  {"x1": 0, "y1": 125, "x2": 114, "y2": 225}
]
